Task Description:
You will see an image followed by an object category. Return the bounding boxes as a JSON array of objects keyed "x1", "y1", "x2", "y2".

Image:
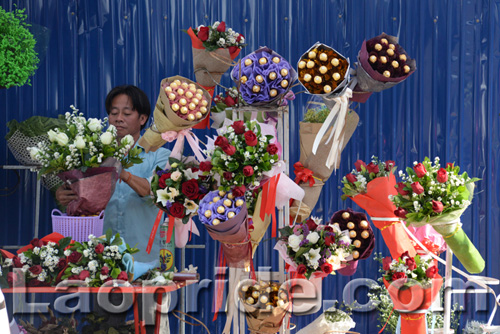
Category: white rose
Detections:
[
  {"x1": 87, "y1": 118, "x2": 102, "y2": 132},
  {"x1": 55, "y1": 133, "x2": 69, "y2": 146},
  {"x1": 74, "y1": 136, "x2": 86, "y2": 149},
  {"x1": 288, "y1": 235, "x2": 303, "y2": 252},
  {"x1": 107, "y1": 124, "x2": 117, "y2": 134},
  {"x1": 339, "y1": 235, "x2": 351, "y2": 245},
  {"x1": 47, "y1": 129, "x2": 58, "y2": 142},
  {"x1": 306, "y1": 231, "x2": 320, "y2": 244},
  {"x1": 100, "y1": 132, "x2": 113, "y2": 145},
  {"x1": 27, "y1": 147, "x2": 40, "y2": 160},
  {"x1": 171, "y1": 171, "x2": 182, "y2": 181},
  {"x1": 121, "y1": 134, "x2": 134, "y2": 146}
]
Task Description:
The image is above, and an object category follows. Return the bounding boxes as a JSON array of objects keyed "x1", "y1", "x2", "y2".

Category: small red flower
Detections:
[
  {"x1": 117, "y1": 271, "x2": 129, "y2": 281},
  {"x1": 325, "y1": 235, "x2": 335, "y2": 247},
  {"x1": 243, "y1": 165, "x2": 254, "y2": 177},
  {"x1": 79, "y1": 270, "x2": 90, "y2": 281},
  {"x1": 199, "y1": 161, "x2": 213, "y2": 172},
  {"x1": 397, "y1": 182, "x2": 409, "y2": 195},
  {"x1": 432, "y1": 200, "x2": 444, "y2": 213},
  {"x1": 392, "y1": 272, "x2": 407, "y2": 282},
  {"x1": 170, "y1": 202, "x2": 186, "y2": 218},
  {"x1": 222, "y1": 145, "x2": 236, "y2": 156},
  {"x1": 197, "y1": 26, "x2": 209, "y2": 41},
  {"x1": 232, "y1": 185, "x2": 246, "y2": 197},
  {"x1": 321, "y1": 263, "x2": 333, "y2": 275},
  {"x1": 367, "y1": 162, "x2": 380, "y2": 174},
  {"x1": 305, "y1": 219, "x2": 317, "y2": 231},
  {"x1": 385, "y1": 160, "x2": 395, "y2": 171},
  {"x1": 267, "y1": 143, "x2": 279, "y2": 155},
  {"x1": 436, "y1": 168, "x2": 448, "y2": 183},
  {"x1": 297, "y1": 264, "x2": 307, "y2": 275},
  {"x1": 414, "y1": 163, "x2": 427, "y2": 178},
  {"x1": 223, "y1": 171, "x2": 233, "y2": 180},
  {"x1": 354, "y1": 160, "x2": 367, "y2": 172},
  {"x1": 216, "y1": 21, "x2": 226, "y2": 32},
  {"x1": 346, "y1": 173, "x2": 357, "y2": 183},
  {"x1": 394, "y1": 208, "x2": 408, "y2": 219},
  {"x1": 224, "y1": 95, "x2": 236, "y2": 107},
  {"x1": 383, "y1": 257, "x2": 392, "y2": 271},
  {"x1": 215, "y1": 136, "x2": 229, "y2": 148},
  {"x1": 411, "y1": 181, "x2": 424, "y2": 194},
  {"x1": 244, "y1": 131, "x2": 258, "y2": 146},
  {"x1": 101, "y1": 266, "x2": 110, "y2": 276},
  {"x1": 405, "y1": 257, "x2": 417, "y2": 271},
  {"x1": 426, "y1": 266, "x2": 438, "y2": 278},
  {"x1": 231, "y1": 120, "x2": 245, "y2": 134},
  {"x1": 159, "y1": 173, "x2": 170, "y2": 189},
  {"x1": 68, "y1": 251, "x2": 82, "y2": 263},
  {"x1": 446, "y1": 162, "x2": 454, "y2": 169},
  {"x1": 29, "y1": 265, "x2": 42, "y2": 276}
]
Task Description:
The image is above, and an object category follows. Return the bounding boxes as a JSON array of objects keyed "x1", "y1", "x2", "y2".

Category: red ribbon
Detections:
[
  {"x1": 166, "y1": 215, "x2": 175, "y2": 243},
  {"x1": 213, "y1": 244, "x2": 227, "y2": 321},
  {"x1": 260, "y1": 174, "x2": 281, "y2": 237},
  {"x1": 293, "y1": 162, "x2": 316, "y2": 187},
  {"x1": 146, "y1": 210, "x2": 164, "y2": 254},
  {"x1": 17, "y1": 232, "x2": 68, "y2": 254}
]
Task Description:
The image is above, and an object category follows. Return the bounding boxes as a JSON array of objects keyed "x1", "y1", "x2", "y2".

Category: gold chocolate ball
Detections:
[
  {"x1": 246, "y1": 297, "x2": 255, "y2": 304},
  {"x1": 179, "y1": 98, "x2": 187, "y2": 106},
  {"x1": 180, "y1": 107, "x2": 188, "y2": 114},
  {"x1": 374, "y1": 43, "x2": 383, "y2": 51},
  {"x1": 196, "y1": 112, "x2": 203, "y2": 119},
  {"x1": 196, "y1": 89, "x2": 204, "y2": 95},
  {"x1": 171, "y1": 104, "x2": 180, "y2": 112},
  {"x1": 165, "y1": 87, "x2": 173, "y2": 94},
  {"x1": 195, "y1": 93, "x2": 203, "y2": 100},
  {"x1": 236, "y1": 199, "x2": 244, "y2": 207},
  {"x1": 353, "y1": 251, "x2": 360, "y2": 259},
  {"x1": 201, "y1": 99, "x2": 208, "y2": 107},
  {"x1": 256, "y1": 75, "x2": 264, "y2": 83},
  {"x1": 188, "y1": 83, "x2": 196, "y2": 89},
  {"x1": 181, "y1": 82, "x2": 189, "y2": 89},
  {"x1": 319, "y1": 53, "x2": 328, "y2": 62},
  {"x1": 170, "y1": 82, "x2": 178, "y2": 89},
  {"x1": 272, "y1": 56, "x2": 281, "y2": 63},
  {"x1": 266, "y1": 304, "x2": 274, "y2": 311},
  {"x1": 192, "y1": 98, "x2": 200, "y2": 105},
  {"x1": 308, "y1": 51, "x2": 317, "y2": 59},
  {"x1": 341, "y1": 212, "x2": 350, "y2": 219},
  {"x1": 404, "y1": 65, "x2": 411, "y2": 73},
  {"x1": 266, "y1": 287, "x2": 272, "y2": 293},
  {"x1": 388, "y1": 43, "x2": 396, "y2": 50},
  {"x1": 254, "y1": 284, "x2": 260, "y2": 290},
  {"x1": 306, "y1": 60, "x2": 315, "y2": 69},
  {"x1": 244, "y1": 59, "x2": 253, "y2": 66},
  {"x1": 333, "y1": 222, "x2": 340, "y2": 229},
  {"x1": 303, "y1": 73, "x2": 312, "y2": 82},
  {"x1": 187, "y1": 114, "x2": 196, "y2": 121},
  {"x1": 259, "y1": 57, "x2": 268, "y2": 65},
  {"x1": 212, "y1": 196, "x2": 221, "y2": 203},
  {"x1": 241, "y1": 285, "x2": 249, "y2": 292},
  {"x1": 260, "y1": 295, "x2": 269, "y2": 304},
  {"x1": 227, "y1": 212, "x2": 235, "y2": 219},
  {"x1": 353, "y1": 240, "x2": 362, "y2": 248},
  {"x1": 319, "y1": 66, "x2": 328, "y2": 74},
  {"x1": 272, "y1": 285, "x2": 279, "y2": 291},
  {"x1": 279, "y1": 292, "x2": 288, "y2": 300},
  {"x1": 277, "y1": 299, "x2": 285, "y2": 308},
  {"x1": 400, "y1": 54, "x2": 407, "y2": 62},
  {"x1": 252, "y1": 85, "x2": 261, "y2": 93},
  {"x1": 270, "y1": 89, "x2": 277, "y2": 97},
  {"x1": 347, "y1": 222, "x2": 355, "y2": 229},
  {"x1": 331, "y1": 58, "x2": 340, "y2": 67},
  {"x1": 227, "y1": 193, "x2": 235, "y2": 200},
  {"x1": 240, "y1": 76, "x2": 248, "y2": 84},
  {"x1": 281, "y1": 80, "x2": 289, "y2": 88},
  {"x1": 361, "y1": 230, "x2": 370, "y2": 239},
  {"x1": 298, "y1": 60, "x2": 306, "y2": 69},
  {"x1": 313, "y1": 76, "x2": 322, "y2": 84},
  {"x1": 204, "y1": 210, "x2": 212, "y2": 218},
  {"x1": 391, "y1": 60, "x2": 399, "y2": 68},
  {"x1": 188, "y1": 103, "x2": 196, "y2": 110},
  {"x1": 380, "y1": 56, "x2": 387, "y2": 64},
  {"x1": 349, "y1": 230, "x2": 357, "y2": 238},
  {"x1": 200, "y1": 106, "x2": 208, "y2": 114},
  {"x1": 177, "y1": 88, "x2": 185, "y2": 96},
  {"x1": 386, "y1": 48, "x2": 395, "y2": 56},
  {"x1": 252, "y1": 290, "x2": 260, "y2": 298},
  {"x1": 218, "y1": 190, "x2": 226, "y2": 197},
  {"x1": 369, "y1": 55, "x2": 377, "y2": 63},
  {"x1": 333, "y1": 73, "x2": 341, "y2": 81},
  {"x1": 280, "y1": 68, "x2": 288, "y2": 77},
  {"x1": 213, "y1": 219, "x2": 221, "y2": 226},
  {"x1": 360, "y1": 220, "x2": 369, "y2": 229},
  {"x1": 323, "y1": 85, "x2": 332, "y2": 93},
  {"x1": 381, "y1": 38, "x2": 389, "y2": 45},
  {"x1": 269, "y1": 72, "x2": 277, "y2": 80},
  {"x1": 383, "y1": 70, "x2": 391, "y2": 78},
  {"x1": 223, "y1": 199, "x2": 232, "y2": 207},
  {"x1": 185, "y1": 91, "x2": 194, "y2": 99},
  {"x1": 168, "y1": 93, "x2": 176, "y2": 100}
]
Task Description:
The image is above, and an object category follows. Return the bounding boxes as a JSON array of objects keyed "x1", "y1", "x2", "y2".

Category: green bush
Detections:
[{"x1": 0, "y1": 5, "x2": 39, "y2": 88}]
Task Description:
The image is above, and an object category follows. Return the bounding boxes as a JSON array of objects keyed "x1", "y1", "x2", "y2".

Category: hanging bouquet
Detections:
[
  {"x1": 275, "y1": 217, "x2": 354, "y2": 279},
  {"x1": 27, "y1": 106, "x2": 143, "y2": 216},
  {"x1": 189, "y1": 22, "x2": 246, "y2": 52},
  {"x1": 210, "y1": 86, "x2": 247, "y2": 129},
  {"x1": 340, "y1": 157, "x2": 417, "y2": 260},
  {"x1": 391, "y1": 157, "x2": 484, "y2": 273},
  {"x1": 382, "y1": 252, "x2": 442, "y2": 334}
]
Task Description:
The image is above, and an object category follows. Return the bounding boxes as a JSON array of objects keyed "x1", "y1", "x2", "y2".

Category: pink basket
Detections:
[{"x1": 51, "y1": 209, "x2": 105, "y2": 242}]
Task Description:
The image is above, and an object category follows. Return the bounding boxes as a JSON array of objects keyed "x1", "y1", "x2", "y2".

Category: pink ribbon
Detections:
[{"x1": 161, "y1": 128, "x2": 205, "y2": 162}]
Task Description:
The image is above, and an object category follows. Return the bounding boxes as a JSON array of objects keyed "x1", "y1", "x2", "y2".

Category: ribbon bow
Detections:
[
  {"x1": 161, "y1": 128, "x2": 205, "y2": 162},
  {"x1": 293, "y1": 162, "x2": 316, "y2": 187},
  {"x1": 279, "y1": 90, "x2": 296, "y2": 106}
]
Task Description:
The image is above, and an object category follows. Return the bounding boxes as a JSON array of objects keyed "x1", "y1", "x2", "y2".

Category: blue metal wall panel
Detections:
[{"x1": 1, "y1": 0, "x2": 499, "y2": 333}]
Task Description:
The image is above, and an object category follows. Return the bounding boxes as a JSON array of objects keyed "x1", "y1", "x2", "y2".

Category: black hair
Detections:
[{"x1": 105, "y1": 85, "x2": 151, "y2": 130}]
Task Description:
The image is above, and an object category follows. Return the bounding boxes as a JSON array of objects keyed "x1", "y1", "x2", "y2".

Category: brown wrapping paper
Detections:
[
  {"x1": 240, "y1": 296, "x2": 290, "y2": 334},
  {"x1": 249, "y1": 192, "x2": 271, "y2": 257},
  {"x1": 192, "y1": 48, "x2": 233, "y2": 87}
]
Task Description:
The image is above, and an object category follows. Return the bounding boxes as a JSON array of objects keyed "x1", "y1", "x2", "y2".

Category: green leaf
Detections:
[
  {"x1": 110, "y1": 267, "x2": 121, "y2": 279},
  {"x1": 105, "y1": 229, "x2": 113, "y2": 243},
  {"x1": 111, "y1": 234, "x2": 123, "y2": 246},
  {"x1": 58, "y1": 236, "x2": 72, "y2": 250},
  {"x1": 295, "y1": 246, "x2": 309, "y2": 259},
  {"x1": 278, "y1": 226, "x2": 293, "y2": 238}
]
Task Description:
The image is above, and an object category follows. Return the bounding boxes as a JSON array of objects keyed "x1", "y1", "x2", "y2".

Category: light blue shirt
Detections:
[{"x1": 104, "y1": 140, "x2": 170, "y2": 263}]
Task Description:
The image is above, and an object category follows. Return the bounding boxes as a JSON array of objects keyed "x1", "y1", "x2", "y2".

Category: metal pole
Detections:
[{"x1": 443, "y1": 248, "x2": 453, "y2": 334}]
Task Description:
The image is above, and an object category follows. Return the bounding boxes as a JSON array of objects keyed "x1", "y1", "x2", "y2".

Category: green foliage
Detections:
[
  {"x1": 5, "y1": 115, "x2": 66, "y2": 140},
  {"x1": 303, "y1": 105, "x2": 331, "y2": 123},
  {"x1": 0, "y1": 5, "x2": 39, "y2": 88},
  {"x1": 81, "y1": 312, "x2": 135, "y2": 334}
]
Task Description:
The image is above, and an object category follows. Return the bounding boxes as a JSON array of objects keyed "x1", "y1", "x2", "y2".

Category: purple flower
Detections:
[
  {"x1": 199, "y1": 185, "x2": 209, "y2": 194},
  {"x1": 339, "y1": 240, "x2": 350, "y2": 247},
  {"x1": 299, "y1": 238, "x2": 309, "y2": 247},
  {"x1": 301, "y1": 223, "x2": 310, "y2": 237}
]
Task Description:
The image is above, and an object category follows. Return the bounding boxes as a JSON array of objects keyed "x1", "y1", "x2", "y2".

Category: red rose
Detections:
[
  {"x1": 182, "y1": 179, "x2": 200, "y2": 200},
  {"x1": 117, "y1": 271, "x2": 129, "y2": 281},
  {"x1": 426, "y1": 265, "x2": 438, "y2": 278},
  {"x1": 405, "y1": 258, "x2": 417, "y2": 271},
  {"x1": 12, "y1": 256, "x2": 23, "y2": 268},
  {"x1": 321, "y1": 263, "x2": 333, "y2": 275},
  {"x1": 101, "y1": 266, "x2": 110, "y2": 275},
  {"x1": 57, "y1": 258, "x2": 68, "y2": 271},
  {"x1": 199, "y1": 161, "x2": 213, "y2": 172},
  {"x1": 197, "y1": 26, "x2": 209, "y2": 41},
  {"x1": 28, "y1": 279, "x2": 47, "y2": 287},
  {"x1": 325, "y1": 235, "x2": 335, "y2": 247},
  {"x1": 392, "y1": 272, "x2": 407, "y2": 282},
  {"x1": 411, "y1": 181, "x2": 424, "y2": 194},
  {"x1": 324, "y1": 225, "x2": 333, "y2": 233},
  {"x1": 228, "y1": 46, "x2": 239, "y2": 54},
  {"x1": 367, "y1": 162, "x2": 380, "y2": 174},
  {"x1": 267, "y1": 143, "x2": 279, "y2": 155},
  {"x1": 224, "y1": 95, "x2": 236, "y2": 107},
  {"x1": 397, "y1": 182, "x2": 409, "y2": 195},
  {"x1": 394, "y1": 208, "x2": 408, "y2": 218},
  {"x1": 223, "y1": 171, "x2": 233, "y2": 180},
  {"x1": 236, "y1": 34, "x2": 244, "y2": 42},
  {"x1": 29, "y1": 265, "x2": 42, "y2": 276},
  {"x1": 68, "y1": 251, "x2": 82, "y2": 263},
  {"x1": 385, "y1": 160, "x2": 395, "y2": 171},
  {"x1": 346, "y1": 173, "x2": 357, "y2": 183},
  {"x1": 231, "y1": 120, "x2": 245, "y2": 134},
  {"x1": 244, "y1": 131, "x2": 258, "y2": 146},
  {"x1": 223, "y1": 145, "x2": 236, "y2": 156},
  {"x1": 95, "y1": 243, "x2": 104, "y2": 254},
  {"x1": 383, "y1": 257, "x2": 392, "y2": 271},
  {"x1": 216, "y1": 21, "x2": 226, "y2": 32},
  {"x1": 414, "y1": 163, "x2": 427, "y2": 178},
  {"x1": 215, "y1": 136, "x2": 229, "y2": 148},
  {"x1": 243, "y1": 166, "x2": 254, "y2": 177},
  {"x1": 296, "y1": 264, "x2": 307, "y2": 275},
  {"x1": 432, "y1": 200, "x2": 444, "y2": 213},
  {"x1": 436, "y1": 168, "x2": 448, "y2": 183},
  {"x1": 159, "y1": 173, "x2": 170, "y2": 189},
  {"x1": 446, "y1": 162, "x2": 454, "y2": 169},
  {"x1": 354, "y1": 160, "x2": 367, "y2": 172},
  {"x1": 68, "y1": 275, "x2": 80, "y2": 281},
  {"x1": 30, "y1": 238, "x2": 46, "y2": 248},
  {"x1": 170, "y1": 202, "x2": 186, "y2": 218},
  {"x1": 79, "y1": 270, "x2": 90, "y2": 281},
  {"x1": 400, "y1": 251, "x2": 411, "y2": 260},
  {"x1": 7, "y1": 272, "x2": 17, "y2": 287},
  {"x1": 306, "y1": 219, "x2": 317, "y2": 231},
  {"x1": 232, "y1": 185, "x2": 246, "y2": 197}
]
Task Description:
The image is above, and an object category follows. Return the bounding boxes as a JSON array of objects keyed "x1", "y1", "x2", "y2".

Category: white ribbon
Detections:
[
  {"x1": 370, "y1": 217, "x2": 401, "y2": 221},
  {"x1": 312, "y1": 88, "x2": 353, "y2": 169}
]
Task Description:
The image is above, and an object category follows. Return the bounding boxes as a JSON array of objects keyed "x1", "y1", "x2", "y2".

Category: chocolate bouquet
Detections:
[
  {"x1": 231, "y1": 47, "x2": 297, "y2": 106},
  {"x1": 238, "y1": 279, "x2": 291, "y2": 334},
  {"x1": 328, "y1": 209, "x2": 375, "y2": 276},
  {"x1": 138, "y1": 76, "x2": 211, "y2": 152}
]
